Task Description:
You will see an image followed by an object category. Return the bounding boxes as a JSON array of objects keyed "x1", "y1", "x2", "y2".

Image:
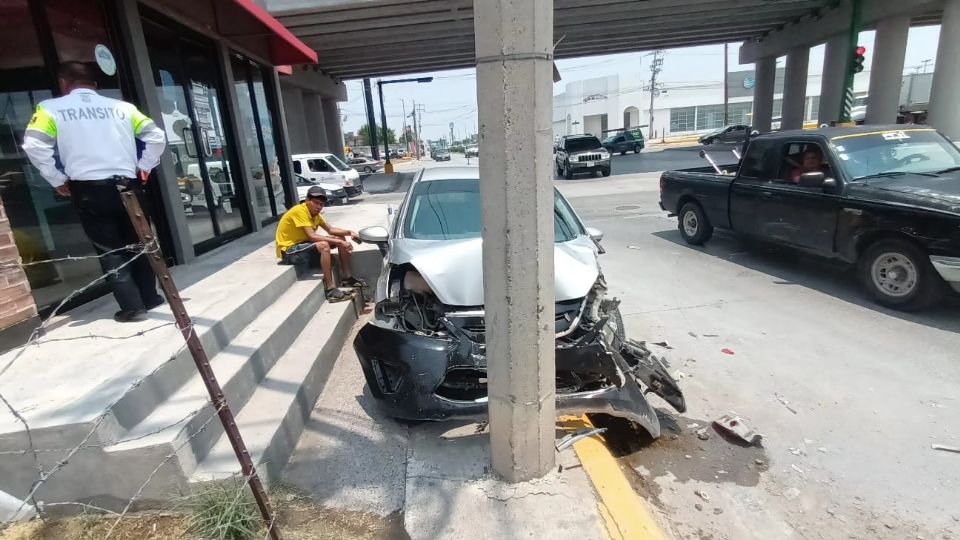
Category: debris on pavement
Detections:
[
  {"x1": 791, "y1": 464, "x2": 805, "y2": 475},
  {"x1": 695, "y1": 489, "x2": 710, "y2": 502},
  {"x1": 696, "y1": 428, "x2": 710, "y2": 441},
  {"x1": 713, "y1": 413, "x2": 763, "y2": 445},
  {"x1": 721, "y1": 348, "x2": 735, "y2": 355},
  {"x1": 695, "y1": 503, "x2": 703, "y2": 511},
  {"x1": 688, "y1": 332, "x2": 698, "y2": 338},
  {"x1": 652, "y1": 340, "x2": 673, "y2": 349},
  {"x1": 931, "y1": 444, "x2": 960, "y2": 454},
  {"x1": 686, "y1": 422, "x2": 701, "y2": 429},
  {"x1": 556, "y1": 427, "x2": 607, "y2": 451},
  {"x1": 713, "y1": 508, "x2": 723, "y2": 515},
  {"x1": 774, "y1": 393, "x2": 799, "y2": 414},
  {"x1": 703, "y1": 334, "x2": 719, "y2": 338}
]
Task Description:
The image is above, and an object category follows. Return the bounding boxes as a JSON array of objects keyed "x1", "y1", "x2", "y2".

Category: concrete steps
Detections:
[
  {"x1": 105, "y1": 277, "x2": 327, "y2": 476},
  {"x1": 190, "y1": 294, "x2": 361, "y2": 485}
]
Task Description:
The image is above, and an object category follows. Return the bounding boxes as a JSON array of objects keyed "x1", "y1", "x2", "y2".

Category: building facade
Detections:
[{"x1": 0, "y1": 0, "x2": 345, "y2": 345}]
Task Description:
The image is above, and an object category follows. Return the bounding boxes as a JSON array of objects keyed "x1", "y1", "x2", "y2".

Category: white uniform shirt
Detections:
[{"x1": 22, "y1": 88, "x2": 166, "y2": 187}]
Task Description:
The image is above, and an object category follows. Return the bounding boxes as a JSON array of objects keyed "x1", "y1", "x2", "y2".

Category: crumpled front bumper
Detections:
[{"x1": 353, "y1": 319, "x2": 683, "y2": 437}]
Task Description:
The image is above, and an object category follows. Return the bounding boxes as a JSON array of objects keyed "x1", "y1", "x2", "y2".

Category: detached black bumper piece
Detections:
[{"x1": 353, "y1": 321, "x2": 684, "y2": 437}]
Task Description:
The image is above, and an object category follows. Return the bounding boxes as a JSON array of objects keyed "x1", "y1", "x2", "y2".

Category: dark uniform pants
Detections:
[{"x1": 70, "y1": 179, "x2": 162, "y2": 312}]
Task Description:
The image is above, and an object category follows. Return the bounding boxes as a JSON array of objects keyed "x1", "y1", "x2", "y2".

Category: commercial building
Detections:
[{"x1": 0, "y1": 0, "x2": 347, "y2": 344}]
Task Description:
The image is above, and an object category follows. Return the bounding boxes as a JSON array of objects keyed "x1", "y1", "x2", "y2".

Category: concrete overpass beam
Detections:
[
  {"x1": 818, "y1": 34, "x2": 852, "y2": 126},
  {"x1": 781, "y1": 47, "x2": 810, "y2": 130},
  {"x1": 474, "y1": 0, "x2": 556, "y2": 482},
  {"x1": 865, "y1": 16, "x2": 910, "y2": 124},
  {"x1": 322, "y1": 98, "x2": 344, "y2": 158},
  {"x1": 752, "y1": 56, "x2": 776, "y2": 133},
  {"x1": 302, "y1": 93, "x2": 329, "y2": 152},
  {"x1": 928, "y1": 0, "x2": 960, "y2": 138}
]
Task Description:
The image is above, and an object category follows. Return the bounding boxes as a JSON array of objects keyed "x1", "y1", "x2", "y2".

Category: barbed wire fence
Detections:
[{"x1": 0, "y1": 190, "x2": 281, "y2": 539}]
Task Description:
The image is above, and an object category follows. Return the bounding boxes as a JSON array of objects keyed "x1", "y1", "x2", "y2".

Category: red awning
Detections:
[
  {"x1": 158, "y1": 0, "x2": 318, "y2": 65},
  {"x1": 219, "y1": 0, "x2": 317, "y2": 65}
]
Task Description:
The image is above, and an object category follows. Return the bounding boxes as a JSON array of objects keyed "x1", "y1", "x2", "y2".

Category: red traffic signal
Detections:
[{"x1": 851, "y1": 45, "x2": 866, "y2": 74}]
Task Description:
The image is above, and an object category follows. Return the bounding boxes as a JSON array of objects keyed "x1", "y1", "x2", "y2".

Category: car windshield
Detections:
[
  {"x1": 602, "y1": 135, "x2": 617, "y2": 144},
  {"x1": 831, "y1": 129, "x2": 960, "y2": 179},
  {"x1": 402, "y1": 179, "x2": 583, "y2": 242},
  {"x1": 565, "y1": 137, "x2": 603, "y2": 153},
  {"x1": 326, "y1": 155, "x2": 352, "y2": 172}
]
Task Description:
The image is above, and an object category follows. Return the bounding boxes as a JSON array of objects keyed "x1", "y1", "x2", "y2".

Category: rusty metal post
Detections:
[{"x1": 118, "y1": 188, "x2": 281, "y2": 540}]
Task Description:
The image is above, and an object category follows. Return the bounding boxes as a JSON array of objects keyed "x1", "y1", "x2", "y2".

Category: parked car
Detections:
[
  {"x1": 292, "y1": 153, "x2": 363, "y2": 197},
  {"x1": 464, "y1": 145, "x2": 479, "y2": 158},
  {"x1": 295, "y1": 174, "x2": 347, "y2": 205},
  {"x1": 353, "y1": 166, "x2": 685, "y2": 434},
  {"x1": 432, "y1": 148, "x2": 451, "y2": 161},
  {"x1": 659, "y1": 126, "x2": 960, "y2": 310},
  {"x1": 555, "y1": 135, "x2": 611, "y2": 179},
  {"x1": 698, "y1": 124, "x2": 752, "y2": 145},
  {"x1": 601, "y1": 130, "x2": 644, "y2": 154},
  {"x1": 348, "y1": 156, "x2": 384, "y2": 173}
]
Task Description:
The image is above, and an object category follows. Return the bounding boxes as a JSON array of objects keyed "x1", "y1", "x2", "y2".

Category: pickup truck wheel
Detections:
[
  {"x1": 858, "y1": 239, "x2": 942, "y2": 310},
  {"x1": 678, "y1": 202, "x2": 713, "y2": 245},
  {"x1": 633, "y1": 145, "x2": 641, "y2": 154},
  {"x1": 564, "y1": 162, "x2": 574, "y2": 180},
  {"x1": 620, "y1": 150, "x2": 627, "y2": 155}
]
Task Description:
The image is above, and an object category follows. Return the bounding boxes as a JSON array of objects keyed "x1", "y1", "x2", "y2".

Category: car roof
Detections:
[
  {"x1": 417, "y1": 166, "x2": 480, "y2": 183},
  {"x1": 292, "y1": 153, "x2": 333, "y2": 159},
  {"x1": 562, "y1": 134, "x2": 599, "y2": 140},
  {"x1": 760, "y1": 125, "x2": 936, "y2": 140}
]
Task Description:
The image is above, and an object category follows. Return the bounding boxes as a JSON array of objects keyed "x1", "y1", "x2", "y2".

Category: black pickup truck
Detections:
[{"x1": 659, "y1": 126, "x2": 960, "y2": 310}]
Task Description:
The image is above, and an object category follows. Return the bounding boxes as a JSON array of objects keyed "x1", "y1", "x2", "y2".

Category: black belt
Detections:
[{"x1": 71, "y1": 176, "x2": 136, "y2": 187}]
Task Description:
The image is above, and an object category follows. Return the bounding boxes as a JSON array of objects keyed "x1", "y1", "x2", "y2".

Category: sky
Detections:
[{"x1": 339, "y1": 25, "x2": 941, "y2": 142}]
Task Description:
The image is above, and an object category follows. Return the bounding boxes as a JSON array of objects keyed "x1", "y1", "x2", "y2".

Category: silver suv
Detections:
[{"x1": 555, "y1": 135, "x2": 611, "y2": 179}]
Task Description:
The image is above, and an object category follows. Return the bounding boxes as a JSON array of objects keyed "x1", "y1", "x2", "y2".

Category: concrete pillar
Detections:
[
  {"x1": 865, "y1": 16, "x2": 909, "y2": 124},
  {"x1": 302, "y1": 93, "x2": 328, "y2": 152},
  {"x1": 819, "y1": 33, "x2": 852, "y2": 126},
  {"x1": 752, "y1": 56, "x2": 776, "y2": 133},
  {"x1": 265, "y1": 69, "x2": 298, "y2": 210},
  {"x1": 474, "y1": 0, "x2": 555, "y2": 481},
  {"x1": 280, "y1": 86, "x2": 310, "y2": 154},
  {"x1": 322, "y1": 98, "x2": 345, "y2": 158},
  {"x1": 929, "y1": 0, "x2": 960, "y2": 139},
  {"x1": 781, "y1": 47, "x2": 809, "y2": 130}
]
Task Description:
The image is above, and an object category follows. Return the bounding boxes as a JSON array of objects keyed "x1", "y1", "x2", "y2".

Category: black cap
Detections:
[{"x1": 305, "y1": 186, "x2": 327, "y2": 200}]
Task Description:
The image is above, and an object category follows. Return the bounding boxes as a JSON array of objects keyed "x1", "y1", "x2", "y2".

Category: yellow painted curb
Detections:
[{"x1": 560, "y1": 415, "x2": 666, "y2": 540}]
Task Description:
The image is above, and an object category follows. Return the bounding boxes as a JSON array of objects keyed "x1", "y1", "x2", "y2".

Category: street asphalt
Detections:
[{"x1": 347, "y1": 150, "x2": 960, "y2": 539}]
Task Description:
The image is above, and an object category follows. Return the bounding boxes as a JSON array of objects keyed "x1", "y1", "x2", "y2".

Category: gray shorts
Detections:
[{"x1": 281, "y1": 242, "x2": 318, "y2": 266}]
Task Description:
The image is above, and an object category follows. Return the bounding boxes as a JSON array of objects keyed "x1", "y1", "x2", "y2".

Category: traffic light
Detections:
[{"x1": 851, "y1": 45, "x2": 866, "y2": 74}]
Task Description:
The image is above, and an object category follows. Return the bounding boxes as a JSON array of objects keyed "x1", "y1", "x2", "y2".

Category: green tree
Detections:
[{"x1": 358, "y1": 123, "x2": 396, "y2": 145}]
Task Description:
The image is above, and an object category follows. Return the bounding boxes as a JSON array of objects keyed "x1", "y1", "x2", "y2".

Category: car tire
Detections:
[
  {"x1": 634, "y1": 145, "x2": 641, "y2": 154},
  {"x1": 857, "y1": 238, "x2": 942, "y2": 311},
  {"x1": 678, "y1": 201, "x2": 713, "y2": 245},
  {"x1": 365, "y1": 166, "x2": 374, "y2": 173},
  {"x1": 601, "y1": 168, "x2": 611, "y2": 177},
  {"x1": 564, "y1": 162, "x2": 574, "y2": 180}
]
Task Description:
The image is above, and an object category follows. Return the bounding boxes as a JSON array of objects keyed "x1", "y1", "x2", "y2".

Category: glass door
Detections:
[{"x1": 142, "y1": 15, "x2": 248, "y2": 253}]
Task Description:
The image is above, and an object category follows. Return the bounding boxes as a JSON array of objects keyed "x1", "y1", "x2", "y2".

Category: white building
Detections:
[{"x1": 552, "y1": 67, "x2": 930, "y2": 139}]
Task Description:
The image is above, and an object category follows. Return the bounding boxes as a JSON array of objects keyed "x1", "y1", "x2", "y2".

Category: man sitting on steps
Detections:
[{"x1": 275, "y1": 186, "x2": 365, "y2": 302}]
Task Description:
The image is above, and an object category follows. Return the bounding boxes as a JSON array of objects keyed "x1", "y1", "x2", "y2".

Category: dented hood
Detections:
[{"x1": 386, "y1": 236, "x2": 600, "y2": 306}]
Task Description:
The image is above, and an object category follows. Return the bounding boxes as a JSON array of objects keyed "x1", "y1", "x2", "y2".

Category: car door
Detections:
[
  {"x1": 308, "y1": 158, "x2": 339, "y2": 185},
  {"x1": 729, "y1": 138, "x2": 778, "y2": 233},
  {"x1": 723, "y1": 126, "x2": 746, "y2": 144},
  {"x1": 754, "y1": 140, "x2": 840, "y2": 254}
]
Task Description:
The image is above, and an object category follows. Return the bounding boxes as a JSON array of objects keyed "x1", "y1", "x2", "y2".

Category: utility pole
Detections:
[
  {"x1": 920, "y1": 58, "x2": 933, "y2": 74},
  {"x1": 377, "y1": 80, "x2": 391, "y2": 171},
  {"x1": 362, "y1": 78, "x2": 379, "y2": 160},
  {"x1": 646, "y1": 50, "x2": 664, "y2": 141},
  {"x1": 401, "y1": 99, "x2": 409, "y2": 155},
  {"x1": 723, "y1": 43, "x2": 729, "y2": 125},
  {"x1": 410, "y1": 101, "x2": 422, "y2": 158}
]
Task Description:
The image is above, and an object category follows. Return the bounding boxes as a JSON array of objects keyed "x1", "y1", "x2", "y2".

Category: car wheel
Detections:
[
  {"x1": 620, "y1": 150, "x2": 626, "y2": 155},
  {"x1": 564, "y1": 162, "x2": 574, "y2": 180},
  {"x1": 858, "y1": 238, "x2": 942, "y2": 310},
  {"x1": 634, "y1": 145, "x2": 641, "y2": 153},
  {"x1": 601, "y1": 168, "x2": 611, "y2": 177},
  {"x1": 365, "y1": 166, "x2": 374, "y2": 173},
  {"x1": 677, "y1": 201, "x2": 713, "y2": 245}
]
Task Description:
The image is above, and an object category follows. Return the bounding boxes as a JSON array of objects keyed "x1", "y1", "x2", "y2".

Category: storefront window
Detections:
[
  {"x1": 252, "y1": 70, "x2": 287, "y2": 215},
  {"x1": 45, "y1": 0, "x2": 123, "y2": 99},
  {"x1": 0, "y1": 0, "x2": 124, "y2": 314}
]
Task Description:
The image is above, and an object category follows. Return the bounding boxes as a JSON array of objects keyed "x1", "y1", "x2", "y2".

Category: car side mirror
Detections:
[
  {"x1": 586, "y1": 227, "x2": 604, "y2": 242},
  {"x1": 750, "y1": 130, "x2": 760, "y2": 136},
  {"x1": 822, "y1": 177, "x2": 838, "y2": 192},
  {"x1": 358, "y1": 225, "x2": 389, "y2": 244},
  {"x1": 798, "y1": 171, "x2": 825, "y2": 187}
]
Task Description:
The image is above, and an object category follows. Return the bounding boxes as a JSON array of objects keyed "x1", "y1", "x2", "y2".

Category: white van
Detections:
[{"x1": 291, "y1": 153, "x2": 363, "y2": 197}]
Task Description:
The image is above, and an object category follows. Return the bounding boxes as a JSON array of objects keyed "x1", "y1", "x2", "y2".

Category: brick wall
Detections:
[{"x1": 0, "y1": 198, "x2": 37, "y2": 331}]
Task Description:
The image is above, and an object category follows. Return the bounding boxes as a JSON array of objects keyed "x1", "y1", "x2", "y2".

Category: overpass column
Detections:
[
  {"x1": 322, "y1": 98, "x2": 345, "y2": 158},
  {"x1": 819, "y1": 34, "x2": 852, "y2": 126},
  {"x1": 752, "y1": 56, "x2": 776, "y2": 133},
  {"x1": 928, "y1": 0, "x2": 960, "y2": 138},
  {"x1": 474, "y1": 0, "x2": 555, "y2": 481},
  {"x1": 781, "y1": 46, "x2": 809, "y2": 130},
  {"x1": 865, "y1": 16, "x2": 909, "y2": 124},
  {"x1": 302, "y1": 93, "x2": 328, "y2": 152}
]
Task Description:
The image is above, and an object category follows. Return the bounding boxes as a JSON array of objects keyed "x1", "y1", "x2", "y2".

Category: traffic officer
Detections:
[{"x1": 22, "y1": 62, "x2": 168, "y2": 322}]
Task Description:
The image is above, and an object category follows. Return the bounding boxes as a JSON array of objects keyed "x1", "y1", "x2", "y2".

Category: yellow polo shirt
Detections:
[{"x1": 275, "y1": 203, "x2": 326, "y2": 258}]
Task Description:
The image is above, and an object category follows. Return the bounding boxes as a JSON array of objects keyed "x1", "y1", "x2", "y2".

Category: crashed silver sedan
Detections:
[{"x1": 354, "y1": 167, "x2": 685, "y2": 437}]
